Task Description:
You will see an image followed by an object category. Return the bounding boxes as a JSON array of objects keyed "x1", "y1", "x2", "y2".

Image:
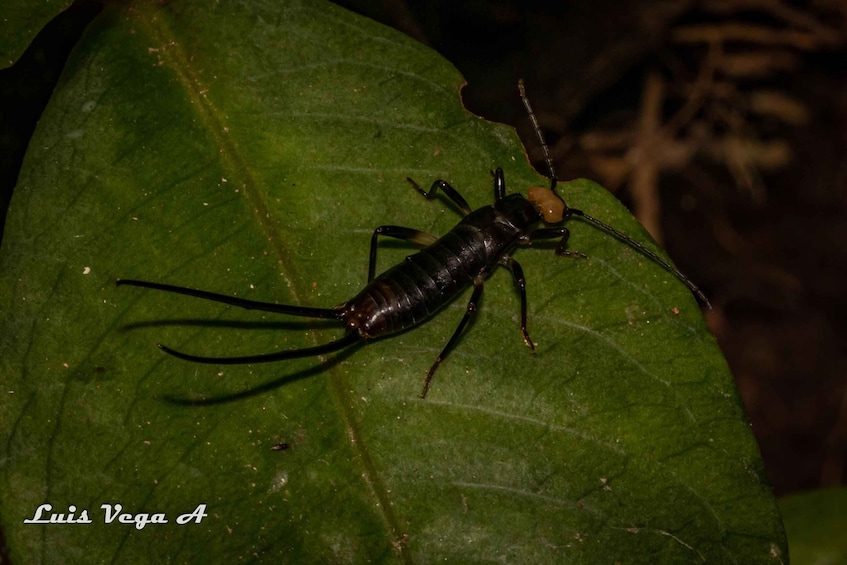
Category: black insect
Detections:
[{"x1": 118, "y1": 82, "x2": 708, "y2": 398}]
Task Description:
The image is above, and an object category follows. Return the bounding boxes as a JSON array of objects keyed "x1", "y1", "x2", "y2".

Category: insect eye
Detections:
[{"x1": 527, "y1": 186, "x2": 565, "y2": 223}]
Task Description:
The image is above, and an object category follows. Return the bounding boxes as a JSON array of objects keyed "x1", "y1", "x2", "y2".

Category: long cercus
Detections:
[{"x1": 117, "y1": 82, "x2": 709, "y2": 399}]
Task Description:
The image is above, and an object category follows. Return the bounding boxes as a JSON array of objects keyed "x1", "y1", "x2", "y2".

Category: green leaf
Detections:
[
  {"x1": 0, "y1": 0, "x2": 73, "y2": 68},
  {"x1": 781, "y1": 488, "x2": 847, "y2": 564},
  {"x1": 1, "y1": 0, "x2": 786, "y2": 562}
]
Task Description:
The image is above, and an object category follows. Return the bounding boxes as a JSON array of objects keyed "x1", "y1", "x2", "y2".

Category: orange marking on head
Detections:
[{"x1": 527, "y1": 186, "x2": 565, "y2": 223}]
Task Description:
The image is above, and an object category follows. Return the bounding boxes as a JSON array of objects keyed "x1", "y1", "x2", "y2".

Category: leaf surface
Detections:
[
  {"x1": 780, "y1": 488, "x2": 847, "y2": 564},
  {"x1": 0, "y1": 0, "x2": 74, "y2": 68},
  {"x1": 0, "y1": 1, "x2": 786, "y2": 562}
]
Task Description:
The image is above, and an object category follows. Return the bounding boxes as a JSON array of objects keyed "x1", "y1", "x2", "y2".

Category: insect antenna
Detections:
[
  {"x1": 518, "y1": 79, "x2": 557, "y2": 189},
  {"x1": 564, "y1": 210, "x2": 710, "y2": 307},
  {"x1": 517, "y1": 81, "x2": 711, "y2": 308},
  {"x1": 116, "y1": 278, "x2": 361, "y2": 362}
]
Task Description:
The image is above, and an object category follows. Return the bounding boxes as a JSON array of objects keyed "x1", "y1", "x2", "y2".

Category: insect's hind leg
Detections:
[
  {"x1": 368, "y1": 226, "x2": 438, "y2": 282},
  {"x1": 406, "y1": 177, "x2": 472, "y2": 216},
  {"x1": 420, "y1": 275, "x2": 485, "y2": 399}
]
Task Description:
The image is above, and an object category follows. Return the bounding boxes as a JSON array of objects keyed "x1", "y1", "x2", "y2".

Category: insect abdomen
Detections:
[{"x1": 344, "y1": 225, "x2": 492, "y2": 339}]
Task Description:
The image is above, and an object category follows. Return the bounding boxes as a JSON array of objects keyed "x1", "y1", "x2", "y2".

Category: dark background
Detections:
[{"x1": 2, "y1": 0, "x2": 845, "y2": 509}]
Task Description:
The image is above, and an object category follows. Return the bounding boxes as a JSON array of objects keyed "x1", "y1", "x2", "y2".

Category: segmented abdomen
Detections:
[{"x1": 343, "y1": 225, "x2": 493, "y2": 339}]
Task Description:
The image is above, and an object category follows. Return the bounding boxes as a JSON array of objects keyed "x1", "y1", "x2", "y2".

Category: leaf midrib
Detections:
[{"x1": 135, "y1": 4, "x2": 409, "y2": 560}]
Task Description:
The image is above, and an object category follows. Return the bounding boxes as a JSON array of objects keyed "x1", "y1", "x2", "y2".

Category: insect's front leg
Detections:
[
  {"x1": 406, "y1": 177, "x2": 473, "y2": 216},
  {"x1": 528, "y1": 227, "x2": 588, "y2": 259},
  {"x1": 498, "y1": 255, "x2": 535, "y2": 351},
  {"x1": 368, "y1": 226, "x2": 438, "y2": 282}
]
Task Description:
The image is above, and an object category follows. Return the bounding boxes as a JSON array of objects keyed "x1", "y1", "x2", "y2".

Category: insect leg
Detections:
[
  {"x1": 492, "y1": 167, "x2": 507, "y2": 201},
  {"x1": 498, "y1": 256, "x2": 535, "y2": 351},
  {"x1": 527, "y1": 227, "x2": 589, "y2": 259},
  {"x1": 406, "y1": 177, "x2": 472, "y2": 216},
  {"x1": 368, "y1": 226, "x2": 438, "y2": 282},
  {"x1": 419, "y1": 275, "x2": 485, "y2": 399}
]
